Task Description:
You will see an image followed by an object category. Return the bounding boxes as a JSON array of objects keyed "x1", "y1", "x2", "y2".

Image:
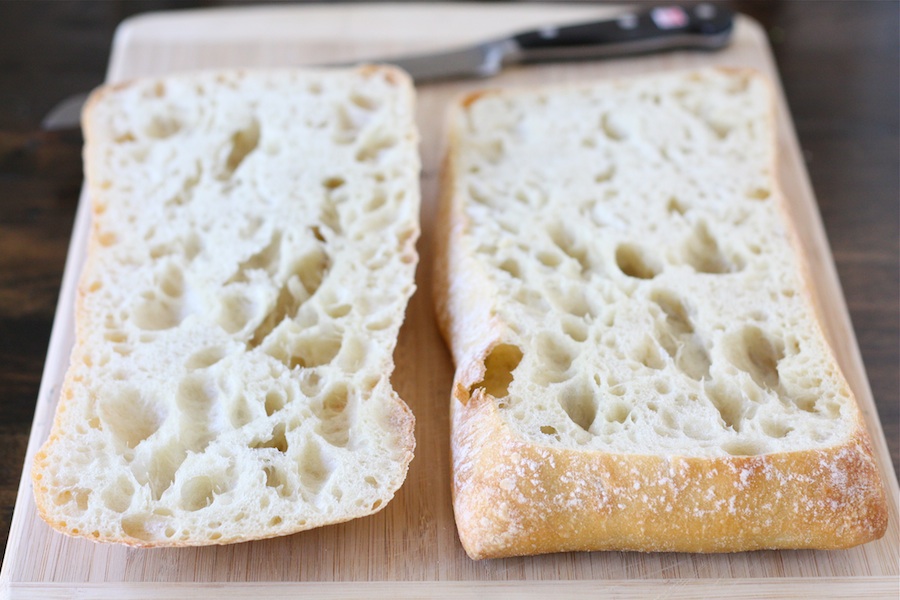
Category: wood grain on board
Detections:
[{"x1": 1, "y1": 4, "x2": 897, "y2": 597}]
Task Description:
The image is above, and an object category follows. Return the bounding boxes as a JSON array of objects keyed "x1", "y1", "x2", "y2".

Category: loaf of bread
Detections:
[
  {"x1": 434, "y1": 68, "x2": 888, "y2": 559},
  {"x1": 32, "y1": 67, "x2": 420, "y2": 546}
]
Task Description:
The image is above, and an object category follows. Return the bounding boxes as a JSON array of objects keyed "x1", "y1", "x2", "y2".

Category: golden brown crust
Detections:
[
  {"x1": 452, "y1": 387, "x2": 886, "y2": 559},
  {"x1": 435, "y1": 68, "x2": 888, "y2": 559}
]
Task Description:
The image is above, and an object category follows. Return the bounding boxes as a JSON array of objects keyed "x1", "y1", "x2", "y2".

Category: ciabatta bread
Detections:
[
  {"x1": 434, "y1": 68, "x2": 887, "y2": 559},
  {"x1": 32, "y1": 66, "x2": 419, "y2": 546}
]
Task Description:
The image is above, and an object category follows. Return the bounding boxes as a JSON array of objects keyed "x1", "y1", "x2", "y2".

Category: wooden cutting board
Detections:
[{"x1": 2, "y1": 4, "x2": 898, "y2": 598}]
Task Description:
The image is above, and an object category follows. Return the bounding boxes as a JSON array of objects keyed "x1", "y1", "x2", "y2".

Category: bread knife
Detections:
[
  {"x1": 376, "y1": 3, "x2": 733, "y2": 82},
  {"x1": 41, "y1": 4, "x2": 733, "y2": 130}
]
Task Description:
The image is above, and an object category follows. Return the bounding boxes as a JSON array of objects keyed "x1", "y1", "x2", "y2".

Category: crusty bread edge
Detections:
[
  {"x1": 433, "y1": 68, "x2": 888, "y2": 560},
  {"x1": 31, "y1": 65, "x2": 419, "y2": 547}
]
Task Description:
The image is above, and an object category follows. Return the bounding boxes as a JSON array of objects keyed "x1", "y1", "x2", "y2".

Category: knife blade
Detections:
[{"x1": 41, "y1": 4, "x2": 733, "y2": 130}]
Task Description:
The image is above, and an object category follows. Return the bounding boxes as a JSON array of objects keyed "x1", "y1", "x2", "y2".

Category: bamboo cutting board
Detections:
[{"x1": 2, "y1": 4, "x2": 898, "y2": 598}]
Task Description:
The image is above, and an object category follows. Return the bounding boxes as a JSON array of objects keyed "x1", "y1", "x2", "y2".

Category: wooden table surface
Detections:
[{"x1": 0, "y1": 0, "x2": 897, "y2": 568}]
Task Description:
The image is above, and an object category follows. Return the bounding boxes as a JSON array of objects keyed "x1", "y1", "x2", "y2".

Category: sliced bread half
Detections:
[
  {"x1": 33, "y1": 66, "x2": 420, "y2": 546},
  {"x1": 435, "y1": 68, "x2": 887, "y2": 559}
]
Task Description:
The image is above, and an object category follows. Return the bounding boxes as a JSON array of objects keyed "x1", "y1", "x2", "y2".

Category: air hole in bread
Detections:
[
  {"x1": 537, "y1": 250, "x2": 562, "y2": 268},
  {"x1": 794, "y1": 395, "x2": 817, "y2": 413},
  {"x1": 121, "y1": 514, "x2": 153, "y2": 540},
  {"x1": 498, "y1": 258, "x2": 521, "y2": 279},
  {"x1": 297, "y1": 440, "x2": 331, "y2": 494},
  {"x1": 540, "y1": 425, "x2": 561, "y2": 441},
  {"x1": 133, "y1": 443, "x2": 187, "y2": 501},
  {"x1": 666, "y1": 196, "x2": 688, "y2": 216},
  {"x1": 593, "y1": 164, "x2": 615, "y2": 184},
  {"x1": 264, "y1": 466, "x2": 293, "y2": 496},
  {"x1": 315, "y1": 384, "x2": 351, "y2": 447},
  {"x1": 320, "y1": 201, "x2": 342, "y2": 234},
  {"x1": 558, "y1": 381, "x2": 597, "y2": 432},
  {"x1": 338, "y1": 335, "x2": 366, "y2": 372},
  {"x1": 683, "y1": 221, "x2": 734, "y2": 274},
  {"x1": 101, "y1": 476, "x2": 134, "y2": 513},
  {"x1": 112, "y1": 344, "x2": 132, "y2": 357},
  {"x1": 104, "y1": 331, "x2": 127, "y2": 343},
  {"x1": 725, "y1": 326, "x2": 784, "y2": 390},
  {"x1": 97, "y1": 231, "x2": 117, "y2": 247},
  {"x1": 114, "y1": 132, "x2": 136, "y2": 144},
  {"x1": 228, "y1": 231, "x2": 282, "y2": 284},
  {"x1": 823, "y1": 401, "x2": 841, "y2": 418},
  {"x1": 722, "y1": 439, "x2": 765, "y2": 456},
  {"x1": 651, "y1": 290, "x2": 711, "y2": 380},
  {"x1": 636, "y1": 337, "x2": 666, "y2": 371},
  {"x1": 706, "y1": 384, "x2": 745, "y2": 431},
  {"x1": 356, "y1": 131, "x2": 398, "y2": 163},
  {"x1": 216, "y1": 291, "x2": 258, "y2": 335},
  {"x1": 747, "y1": 187, "x2": 771, "y2": 200},
  {"x1": 222, "y1": 117, "x2": 260, "y2": 177},
  {"x1": 229, "y1": 395, "x2": 253, "y2": 428},
  {"x1": 365, "y1": 476, "x2": 378, "y2": 487},
  {"x1": 371, "y1": 499, "x2": 382, "y2": 511},
  {"x1": 299, "y1": 371, "x2": 322, "y2": 397},
  {"x1": 473, "y1": 344, "x2": 523, "y2": 400},
  {"x1": 325, "y1": 302, "x2": 352, "y2": 319},
  {"x1": 706, "y1": 119, "x2": 731, "y2": 140},
  {"x1": 181, "y1": 476, "x2": 218, "y2": 512},
  {"x1": 762, "y1": 419, "x2": 792, "y2": 438},
  {"x1": 605, "y1": 402, "x2": 630, "y2": 424},
  {"x1": 323, "y1": 176, "x2": 346, "y2": 190},
  {"x1": 467, "y1": 182, "x2": 492, "y2": 206},
  {"x1": 132, "y1": 294, "x2": 182, "y2": 331},
  {"x1": 99, "y1": 387, "x2": 163, "y2": 449},
  {"x1": 660, "y1": 409, "x2": 679, "y2": 430},
  {"x1": 549, "y1": 224, "x2": 590, "y2": 273},
  {"x1": 600, "y1": 112, "x2": 626, "y2": 141},
  {"x1": 561, "y1": 317, "x2": 588, "y2": 342},
  {"x1": 176, "y1": 377, "x2": 215, "y2": 453},
  {"x1": 145, "y1": 114, "x2": 181, "y2": 139},
  {"x1": 288, "y1": 327, "x2": 343, "y2": 369},
  {"x1": 253, "y1": 422, "x2": 289, "y2": 453},
  {"x1": 186, "y1": 347, "x2": 227, "y2": 371},
  {"x1": 294, "y1": 245, "x2": 330, "y2": 297},
  {"x1": 157, "y1": 263, "x2": 185, "y2": 298},
  {"x1": 250, "y1": 289, "x2": 299, "y2": 349},
  {"x1": 177, "y1": 374, "x2": 215, "y2": 414},
  {"x1": 333, "y1": 104, "x2": 359, "y2": 144},
  {"x1": 264, "y1": 390, "x2": 286, "y2": 417},
  {"x1": 536, "y1": 332, "x2": 575, "y2": 374},
  {"x1": 166, "y1": 161, "x2": 202, "y2": 207},
  {"x1": 654, "y1": 380, "x2": 671, "y2": 395},
  {"x1": 366, "y1": 190, "x2": 387, "y2": 212},
  {"x1": 615, "y1": 243, "x2": 660, "y2": 280},
  {"x1": 365, "y1": 315, "x2": 392, "y2": 331}
]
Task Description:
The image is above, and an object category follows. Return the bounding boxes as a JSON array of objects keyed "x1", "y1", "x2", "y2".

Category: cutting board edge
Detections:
[{"x1": 4, "y1": 576, "x2": 900, "y2": 600}]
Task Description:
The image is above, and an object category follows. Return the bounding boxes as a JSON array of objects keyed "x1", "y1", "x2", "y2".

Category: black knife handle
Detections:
[{"x1": 510, "y1": 4, "x2": 733, "y2": 63}]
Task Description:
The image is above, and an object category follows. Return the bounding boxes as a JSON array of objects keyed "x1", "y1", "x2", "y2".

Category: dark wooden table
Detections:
[{"x1": 0, "y1": 1, "x2": 897, "y2": 562}]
